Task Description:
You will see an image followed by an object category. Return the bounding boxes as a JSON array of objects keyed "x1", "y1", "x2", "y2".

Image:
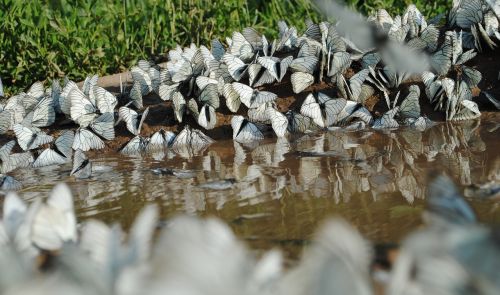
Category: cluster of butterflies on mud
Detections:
[
  {"x1": 0, "y1": 174, "x2": 499, "y2": 295},
  {"x1": 1, "y1": 0, "x2": 500, "y2": 190}
]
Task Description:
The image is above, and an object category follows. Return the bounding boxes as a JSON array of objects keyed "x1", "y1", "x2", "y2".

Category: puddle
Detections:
[{"x1": 9, "y1": 115, "x2": 500, "y2": 260}]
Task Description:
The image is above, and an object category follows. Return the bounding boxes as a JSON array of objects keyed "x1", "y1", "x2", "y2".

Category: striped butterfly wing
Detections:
[
  {"x1": 82, "y1": 74, "x2": 99, "y2": 97},
  {"x1": 1, "y1": 152, "x2": 33, "y2": 174},
  {"x1": 199, "y1": 84, "x2": 220, "y2": 109},
  {"x1": 0, "y1": 109, "x2": 11, "y2": 134},
  {"x1": 59, "y1": 80, "x2": 79, "y2": 116},
  {"x1": 349, "y1": 106, "x2": 373, "y2": 125},
  {"x1": 290, "y1": 56, "x2": 318, "y2": 74},
  {"x1": 70, "y1": 88, "x2": 97, "y2": 127},
  {"x1": 300, "y1": 93, "x2": 325, "y2": 128},
  {"x1": 455, "y1": 0, "x2": 483, "y2": 29},
  {"x1": 32, "y1": 148, "x2": 67, "y2": 168},
  {"x1": 399, "y1": 85, "x2": 421, "y2": 119},
  {"x1": 452, "y1": 100, "x2": 481, "y2": 121},
  {"x1": 349, "y1": 69, "x2": 370, "y2": 102},
  {"x1": 223, "y1": 53, "x2": 248, "y2": 81},
  {"x1": 129, "y1": 81, "x2": 144, "y2": 109},
  {"x1": 328, "y1": 51, "x2": 352, "y2": 77},
  {"x1": 118, "y1": 106, "x2": 140, "y2": 135},
  {"x1": 187, "y1": 98, "x2": 200, "y2": 121},
  {"x1": 431, "y1": 39, "x2": 453, "y2": 76},
  {"x1": 286, "y1": 111, "x2": 313, "y2": 134},
  {"x1": 196, "y1": 76, "x2": 218, "y2": 92},
  {"x1": 230, "y1": 31, "x2": 255, "y2": 62},
  {"x1": 198, "y1": 104, "x2": 217, "y2": 130},
  {"x1": 461, "y1": 66, "x2": 482, "y2": 88},
  {"x1": 30, "y1": 96, "x2": 56, "y2": 128},
  {"x1": 54, "y1": 130, "x2": 74, "y2": 159},
  {"x1": 291, "y1": 72, "x2": 314, "y2": 94},
  {"x1": 131, "y1": 66, "x2": 154, "y2": 95},
  {"x1": 0, "y1": 140, "x2": 16, "y2": 160},
  {"x1": 231, "y1": 115, "x2": 264, "y2": 143},
  {"x1": 0, "y1": 175, "x2": 22, "y2": 191},
  {"x1": 373, "y1": 107, "x2": 400, "y2": 129},
  {"x1": 13, "y1": 124, "x2": 53, "y2": 151},
  {"x1": 266, "y1": 108, "x2": 288, "y2": 137},
  {"x1": 121, "y1": 135, "x2": 148, "y2": 155},
  {"x1": 172, "y1": 92, "x2": 186, "y2": 123},
  {"x1": 71, "y1": 149, "x2": 92, "y2": 179},
  {"x1": 137, "y1": 107, "x2": 150, "y2": 135},
  {"x1": 90, "y1": 112, "x2": 115, "y2": 140},
  {"x1": 232, "y1": 82, "x2": 254, "y2": 108},
  {"x1": 248, "y1": 102, "x2": 273, "y2": 124},
  {"x1": 257, "y1": 56, "x2": 280, "y2": 81},
  {"x1": 159, "y1": 83, "x2": 179, "y2": 101},
  {"x1": 72, "y1": 128, "x2": 105, "y2": 151},
  {"x1": 94, "y1": 86, "x2": 117, "y2": 114}
]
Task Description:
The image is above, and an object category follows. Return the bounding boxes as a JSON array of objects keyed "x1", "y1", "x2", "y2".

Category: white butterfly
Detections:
[
  {"x1": 13, "y1": 123, "x2": 53, "y2": 151},
  {"x1": 21, "y1": 96, "x2": 55, "y2": 128},
  {"x1": 372, "y1": 107, "x2": 400, "y2": 129},
  {"x1": 0, "y1": 175, "x2": 22, "y2": 191},
  {"x1": 248, "y1": 63, "x2": 276, "y2": 87},
  {"x1": 172, "y1": 91, "x2": 186, "y2": 123},
  {"x1": 232, "y1": 82, "x2": 277, "y2": 108},
  {"x1": 147, "y1": 129, "x2": 176, "y2": 151},
  {"x1": 300, "y1": 92, "x2": 334, "y2": 127},
  {"x1": 31, "y1": 183, "x2": 77, "y2": 251},
  {"x1": 266, "y1": 108, "x2": 288, "y2": 137},
  {"x1": 70, "y1": 87, "x2": 98, "y2": 127},
  {"x1": 223, "y1": 83, "x2": 241, "y2": 113},
  {"x1": 337, "y1": 69, "x2": 371, "y2": 102},
  {"x1": 71, "y1": 149, "x2": 92, "y2": 179},
  {"x1": 0, "y1": 108, "x2": 11, "y2": 134},
  {"x1": 118, "y1": 106, "x2": 149, "y2": 136},
  {"x1": 286, "y1": 111, "x2": 315, "y2": 133},
  {"x1": 72, "y1": 128, "x2": 105, "y2": 151},
  {"x1": 171, "y1": 126, "x2": 214, "y2": 150},
  {"x1": 231, "y1": 115, "x2": 264, "y2": 143},
  {"x1": 257, "y1": 56, "x2": 293, "y2": 82},
  {"x1": 120, "y1": 135, "x2": 149, "y2": 155},
  {"x1": 0, "y1": 141, "x2": 34, "y2": 174},
  {"x1": 290, "y1": 56, "x2": 319, "y2": 74},
  {"x1": 291, "y1": 72, "x2": 314, "y2": 94},
  {"x1": 327, "y1": 51, "x2": 352, "y2": 77},
  {"x1": 223, "y1": 53, "x2": 249, "y2": 82},
  {"x1": 398, "y1": 85, "x2": 421, "y2": 120},
  {"x1": 33, "y1": 130, "x2": 74, "y2": 168}
]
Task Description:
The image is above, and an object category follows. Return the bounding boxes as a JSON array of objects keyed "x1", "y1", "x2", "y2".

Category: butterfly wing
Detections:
[
  {"x1": 72, "y1": 128, "x2": 105, "y2": 151},
  {"x1": 291, "y1": 72, "x2": 314, "y2": 94}
]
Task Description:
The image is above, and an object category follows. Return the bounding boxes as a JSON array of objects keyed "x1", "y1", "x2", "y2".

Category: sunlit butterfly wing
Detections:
[
  {"x1": 399, "y1": 85, "x2": 421, "y2": 119},
  {"x1": 119, "y1": 106, "x2": 140, "y2": 135},
  {"x1": 0, "y1": 140, "x2": 15, "y2": 160},
  {"x1": 70, "y1": 88, "x2": 97, "y2": 127},
  {"x1": 291, "y1": 72, "x2": 314, "y2": 94},
  {"x1": 248, "y1": 102, "x2": 273, "y2": 123},
  {"x1": 54, "y1": 130, "x2": 74, "y2": 159},
  {"x1": 1, "y1": 152, "x2": 33, "y2": 174},
  {"x1": 290, "y1": 56, "x2": 318, "y2": 74},
  {"x1": 324, "y1": 98, "x2": 357, "y2": 126},
  {"x1": 59, "y1": 80, "x2": 78, "y2": 115},
  {"x1": 71, "y1": 149, "x2": 92, "y2": 179},
  {"x1": 13, "y1": 124, "x2": 53, "y2": 151},
  {"x1": 82, "y1": 74, "x2": 98, "y2": 97},
  {"x1": 92, "y1": 86, "x2": 117, "y2": 114},
  {"x1": 455, "y1": 0, "x2": 483, "y2": 29},
  {"x1": 72, "y1": 128, "x2": 105, "y2": 151},
  {"x1": 199, "y1": 84, "x2": 220, "y2": 109},
  {"x1": 121, "y1": 135, "x2": 148, "y2": 155},
  {"x1": 172, "y1": 91, "x2": 186, "y2": 123},
  {"x1": 127, "y1": 82, "x2": 143, "y2": 109},
  {"x1": 328, "y1": 51, "x2": 351, "y2": 77},
  {"x1": 348, "y1": 69, "x2": 370, "y2": 102},
  {"x1": 230, "y1": 31, "x2": 255, "y2": 62},
  {"x1": 32, "y1": 148, "x2": 67, "y2": 168},
  {"x1": 223, "y1": 53, "x2": 248, "y2": 81},
  {"x1": 159, "y1": 83, "x2": 179, "y2": 101},
  {"x1": 90, "y1": 112, "x2": 115, "y2": 140},
  {"x1": 266, "y1": 108, "x2": 288, "y2": 137},
  {"x1": 286, "y1": 111, "x2": 313, "y2": 133},
  {"x1": 0, "y1": 109, "x2": 11, "y2": 134},
  {"x1": 231, "y1": 115, "x2": 264, "y2": 143},
  {"x1": 198, "y1": 104, "x2": 217, "y2": 130},
  {"x1": 196, "y1": 76, "x2": 218, "y2": 91},
  {"x1": 131, "y1": 66, "x2": 153, "y2": 95},
  {"x1": 29, "y1": 96, "x2": 55, "y2": 127},
  {"x1": 301, "y1": 93, "x2": 325, "y2": 127},
  {"x1": 222, "y1": 83, "x2": 241, "y2": 113}
]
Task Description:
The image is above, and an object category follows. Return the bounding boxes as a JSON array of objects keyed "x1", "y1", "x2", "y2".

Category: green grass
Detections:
[{"x1": 0, "y1": 0, "x2": 449, "y2": 94}]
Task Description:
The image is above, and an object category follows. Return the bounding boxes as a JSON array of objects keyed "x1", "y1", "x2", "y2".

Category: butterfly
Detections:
[
  {"x1": 231, "y1": 115, "x2": 264, "y2": 143},
  {"x1": 32, "y1": 130, "x2": 74, "y2": 168},
  {"x1": 72, "y1": 128, "x2": 105, "y2": 151},
  {"x1": 21, "y1": 96, "x2": 55, "y2": 128},
  {"x1": 266, "y1": 108, "x2": 288, "y2": 137},
  {"x1": 300, "y1": 92, "x2": 334, "y2": 128},
  {"x1": 372, "y1": 107, "x2": 400, "y2": 129},
  {"x1": 290, "y1": 56, "x2": 319, "y2": 75},
  {"x1": 257, "y1": 56, "x2": 293, "y2": 82},
  {"x1": 120, "y1": 135, "x2": 149, "y2": 155},
  {"x1": 0, "y1": 174, "x2": 22, "y2": 191},
  {"x1": 0, "y1": 140, "x2": 34, "y2": 174},
  {"x1": 187, "y1": 99, "x2": 217, "y2": 130},
  {"x1": 0, "y1": 108, "x2": 11, "y2": 134},
  {"x1": 291, "y1": 72, "x2": 314, "y2": 94},
  {"x1": 31, "y1": 183, "x2": 77, "y2": 250},
  {"x1": 327, "y1": 51, "x2": 352, "y2": 78},
  {"x1": 118, "y1": 106, "x2": 149, "y2": 136},
  {"x1": 232, "y1": 82, "x2": 277, "y2": 108},
  {"x1": 69, "y1": 87, "x2": 99, "y2": 127},
  {"x1": 171, "y1": 126, "x2": 214, "y2": 150},
  {"x1": 172, "y1": 91, "x2": 187, "y2": 123},
  {"x1": 147, "y1": 129, "x2": 176, "y2": 151},
  {"x1": 247, "y1": 63, "x2": 276, "y2": 87},
  {"x1": 337, "y1": 69, "x2": 372, "y2": 102},
  {"x1": 131, "y1": 60, "x2": 161, "y2": 95},
  {"x1": 70, "y1": 149, "x2": 92, "y2": 179},
  {"x1": 397, "y1": 85, "x2": 421, "y2": 120},
  {"x1": 0, "y1": 77, "x2": 4, "y2": 98},
  {"x1": 222, "y1": 83, "x2": 241, "y2": 113},
  {"x1": 13, "y1": 123, "x2": 53, "y2": 151},
  {"x1": 223, "y1": 53, "x2": 250, "y2": 82},
  {"x1": 286, "y1": 111, "x2": 315, "y2": 134}
]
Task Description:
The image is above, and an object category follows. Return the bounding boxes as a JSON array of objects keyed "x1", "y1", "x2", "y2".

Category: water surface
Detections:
[{"x1": 11, "y1": 115, "x2": 500, "y2": 260}]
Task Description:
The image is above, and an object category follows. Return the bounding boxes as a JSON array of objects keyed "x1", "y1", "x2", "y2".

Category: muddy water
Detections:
[{"x1": 11, "y1": 114, "x2": 500, "y2": 260}]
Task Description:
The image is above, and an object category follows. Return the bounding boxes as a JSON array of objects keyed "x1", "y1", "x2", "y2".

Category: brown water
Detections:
[{"x1": 10, "y1": 114, "x2": 500, "y2": 260}]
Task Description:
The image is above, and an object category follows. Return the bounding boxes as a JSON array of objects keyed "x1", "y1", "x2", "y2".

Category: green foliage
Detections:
[{"x1": 0, "y1": 0, "x2": 448, "y2": 94}]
